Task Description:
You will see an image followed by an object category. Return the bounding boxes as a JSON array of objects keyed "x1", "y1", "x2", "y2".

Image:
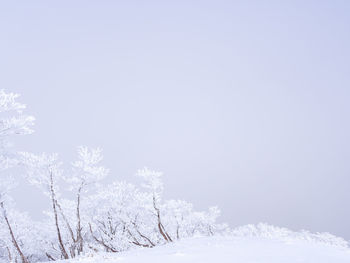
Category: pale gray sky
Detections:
[{"x1": 1, "y1": 1, "x2": 350, "y2": 239}]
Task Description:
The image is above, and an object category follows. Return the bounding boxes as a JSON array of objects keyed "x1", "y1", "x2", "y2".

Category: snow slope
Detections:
[{"x1": 54, "y1": 224, "x2": 350, "y2": 263}]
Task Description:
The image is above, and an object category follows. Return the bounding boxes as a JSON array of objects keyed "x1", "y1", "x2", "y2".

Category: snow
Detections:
[{"x1": 53, "y1": 230, "x2": 350, "y2": 263}]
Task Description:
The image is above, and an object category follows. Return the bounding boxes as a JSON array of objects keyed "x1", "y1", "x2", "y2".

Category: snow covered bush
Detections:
[{"x1": 231, "y1": 223, "x2": 349, "y2": 248}]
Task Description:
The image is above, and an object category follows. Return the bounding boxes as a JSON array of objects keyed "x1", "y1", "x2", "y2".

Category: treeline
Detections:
[{"x1": 0, "y1": 90, "x2": 228, "y2": 262}]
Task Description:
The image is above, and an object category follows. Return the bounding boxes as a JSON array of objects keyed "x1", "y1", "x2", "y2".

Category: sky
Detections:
[{"x1": 1, "y1": 1, "x2": 350, "y2": 239}]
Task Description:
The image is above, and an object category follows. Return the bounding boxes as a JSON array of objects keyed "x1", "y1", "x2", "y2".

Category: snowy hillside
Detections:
[{"x1": 53, "y1": 224, "x2": 350, "y2": 263}]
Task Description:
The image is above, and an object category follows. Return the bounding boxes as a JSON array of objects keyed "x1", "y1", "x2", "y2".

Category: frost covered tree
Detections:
[
  {"x1": 0, "y1": 177, "x2": 29, "y2": 263},
  {"x1": 88, "y1": 182, "x2": 145, "y2": 252},
  {"x1": 0, "y1": 89, "x2": 229, "y2": 263},
  {"x1": 20, "y1": 148, "x2": 109, "y2": 260},
  {"x1": 62, "y1": 146, "x2": 108, "y2": 256},
  {"x1": 0, "y1": 199, "x2": 51, "y2": 263},
  {"x1": 162, "y1": 199, "x2": 195, "y2": 239},
  {"x1": 21, "y1": 152, "x2": 69, "y2": 260},
  {"x1": 0, "y1": 90, "x2": 228, "y2": 262},
  {"x1": 87, "y1": 167, "x2": 227, "y2": 253},
  {"x1": 0, "y1": 90, "x2": 34, "y2": 168},
  {"x1": 137, "y1": 167, "x2": 173, "y2": 243},
  {"x1": 0, "y1": 90, "x2": 34, "y2": 263},
  {"x1": 10, "y1": 151, "x2": 228, "y2": 261}
]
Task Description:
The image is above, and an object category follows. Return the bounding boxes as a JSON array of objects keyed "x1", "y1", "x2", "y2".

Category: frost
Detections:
[{"x1": 231, "y1": 223, "x2": 349, "y2": 248}]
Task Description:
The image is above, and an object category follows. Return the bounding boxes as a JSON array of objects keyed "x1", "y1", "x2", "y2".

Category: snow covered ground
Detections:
[{"x1": 54, "y1": 224, "x2": 350, "y2": 263}]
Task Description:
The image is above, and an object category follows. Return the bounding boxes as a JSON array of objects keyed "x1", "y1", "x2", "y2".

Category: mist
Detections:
[{"x1": 1, "y1": 1, "x2": 349, "y2": 239}]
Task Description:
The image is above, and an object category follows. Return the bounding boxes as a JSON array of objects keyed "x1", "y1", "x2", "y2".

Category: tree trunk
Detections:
[
  {"x1": 50, "y1": 172, "x2": 69, "y2": 259},
  {"x1": 152, "y1": 195, "x2": 172, "y2": 242},
  {"x1": 76, "y1": 185, "x2": 83, "y2": 255},
  {"x1": 0, "y1": 202, "x2": 29, "y2": 263}
]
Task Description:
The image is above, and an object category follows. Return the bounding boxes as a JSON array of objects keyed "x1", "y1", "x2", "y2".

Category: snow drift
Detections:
[{"x1": 53, "y1": 224, "x2": 350, "y2": 263}]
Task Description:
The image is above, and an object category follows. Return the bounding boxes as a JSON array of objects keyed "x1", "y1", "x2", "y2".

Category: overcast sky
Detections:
[{"x1": 1, "y1": 1, "x2": 350, "y2": 239}]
